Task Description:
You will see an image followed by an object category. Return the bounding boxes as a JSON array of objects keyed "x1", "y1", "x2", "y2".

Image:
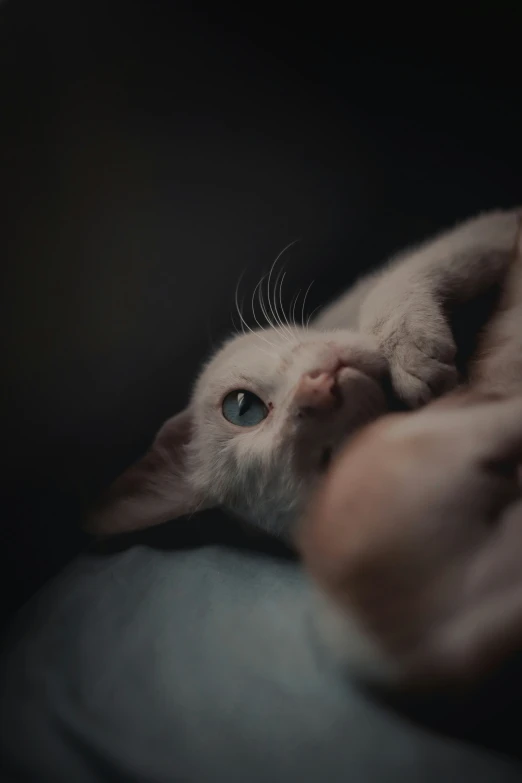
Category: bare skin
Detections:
[{"x1": 298, "y1": 392, "x2": 522, "y2": 687}]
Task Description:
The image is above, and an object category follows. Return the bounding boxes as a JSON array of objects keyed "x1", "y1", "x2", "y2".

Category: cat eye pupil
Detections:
[
  {"x1": 222, "y1": 390, "x2": 268, "y2": 427},
  {"x1": 237, "y1": 392, "x2": 249, "y2": 415}
]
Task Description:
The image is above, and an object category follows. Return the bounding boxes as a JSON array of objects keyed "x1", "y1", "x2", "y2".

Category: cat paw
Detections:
[{"x1": 374, "y1": 303, "x2": 458, "y2": 408}]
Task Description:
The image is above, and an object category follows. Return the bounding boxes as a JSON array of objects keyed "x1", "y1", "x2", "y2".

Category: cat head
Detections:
[{"x1": 88, "y1": 326, "x2": 390, "y2": 540}]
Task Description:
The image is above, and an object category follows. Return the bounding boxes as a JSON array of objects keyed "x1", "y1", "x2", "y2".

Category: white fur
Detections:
[
  {"x1": 185, "y1": 328, "x2": 388, "y2": 537},
  {"x1": 90, "y1": 207, "x2": 522, "y2": 540}
]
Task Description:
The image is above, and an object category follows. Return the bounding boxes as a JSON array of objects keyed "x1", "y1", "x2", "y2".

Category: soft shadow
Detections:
[
  {"x1": 358, "y1": 654, "x2": 522, "y2": 761},
  {"x1": 87, "y1": 508, "x2": 298, "y2": 563}
]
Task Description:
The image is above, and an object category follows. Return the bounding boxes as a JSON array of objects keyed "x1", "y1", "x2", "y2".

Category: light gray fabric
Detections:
[{"x1": 1, "y1": 544, "x2": 521, "y2": 783}]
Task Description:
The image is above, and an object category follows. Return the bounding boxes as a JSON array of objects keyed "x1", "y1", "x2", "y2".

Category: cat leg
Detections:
[
  {"x1": 351, "y1": 209, "x2": 520, "y2": 407},
  {"x1": 471, "y1": 222, "x2": 522, "y2": 397}
]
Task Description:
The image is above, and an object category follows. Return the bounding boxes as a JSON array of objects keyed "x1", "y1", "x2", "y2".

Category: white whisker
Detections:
[
  {"x1": 265, "y1": 239, "x2": 300, "y2": 342},
  {"x1": 290, "y1": 289, "x2": 301, "y2": 326},
  {"x1": 250, "y1": 277, "x2": 279, "y2": 347},
  {"x1": 276, "y1": 269, "x2": 295, "y2": 341},
  {"x1": 255, "y1": 274, "x2": 277, "y2": 331},
  {"x1": 259, "y1": 281, "x2": 276, "y2": 330},
  {"x1": 267, "y1": 264, "x2": 285, "y2": 334},
  {"x1": 234, "y1": 272, "x2": 278, "y2": 352},
  {"x1": 269, "y1": 265, "x2": 294, "y2": 343},
  {"x1": 230, "y1": 313, "x2": 240, "y2": 335},
  {"x1": 306, "y1": 304, "x2": 322, "y2": 328},
  {"x1": 300, "y1": 280, "x2": 315, "y2": 328},
  {"x1": 234, "y1": 271, "x2": 248, "y2": 335},
  {"x1": 259, "y1": 276, "x2": 278, "y2": 331}
]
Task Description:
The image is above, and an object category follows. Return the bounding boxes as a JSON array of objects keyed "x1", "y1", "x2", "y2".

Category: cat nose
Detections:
[{"x1": 294, "y1": 371, "x2": 339, "y2": 413}]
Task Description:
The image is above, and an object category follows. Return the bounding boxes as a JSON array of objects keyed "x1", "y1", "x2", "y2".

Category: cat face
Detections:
[{"x1": 90, "y1": 327, "x2": 389, "y2": 539}]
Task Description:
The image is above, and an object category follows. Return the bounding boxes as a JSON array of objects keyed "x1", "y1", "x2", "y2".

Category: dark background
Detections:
[{"x1": 2, "y1": 0, "x2": 522, "y2": 622}]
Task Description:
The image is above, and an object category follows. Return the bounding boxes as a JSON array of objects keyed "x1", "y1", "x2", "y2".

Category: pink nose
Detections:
[{"x1": 294, "y1": 371, "x2": 339, "y2": 413}]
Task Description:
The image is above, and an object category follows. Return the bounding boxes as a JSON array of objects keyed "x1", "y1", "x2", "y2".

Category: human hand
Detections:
[{"x1": 298, "y1": 392, "x2": 522, "y2": 687}]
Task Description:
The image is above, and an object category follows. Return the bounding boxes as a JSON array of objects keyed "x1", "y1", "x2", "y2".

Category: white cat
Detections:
[{"x1": 88, "y1": 208, "x2": 521, "y2": 539}]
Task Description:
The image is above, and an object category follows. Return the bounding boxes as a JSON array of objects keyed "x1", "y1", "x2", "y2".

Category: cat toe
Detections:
[{"x1": 391, "y1": 367, "x2": 434, "y2": 408}]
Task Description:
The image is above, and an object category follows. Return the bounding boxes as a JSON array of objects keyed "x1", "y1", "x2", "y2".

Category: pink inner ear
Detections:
[
  {"x1": 87, "y1": 408, "x2": 205, "y2": 536},
  {"x1": 154, "y1": 408, "x2": 193, "y2": 451}
]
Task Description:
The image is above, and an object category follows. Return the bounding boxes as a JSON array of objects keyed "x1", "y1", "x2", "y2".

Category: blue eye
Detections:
[{"x1": 222, "y1": 390, "x2": 269, "y2": 427}]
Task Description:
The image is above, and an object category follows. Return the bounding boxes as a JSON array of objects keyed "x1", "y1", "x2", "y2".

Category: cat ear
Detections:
[{"x1": 87, "y1": 409, "x2": 207, "y2": 536}]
